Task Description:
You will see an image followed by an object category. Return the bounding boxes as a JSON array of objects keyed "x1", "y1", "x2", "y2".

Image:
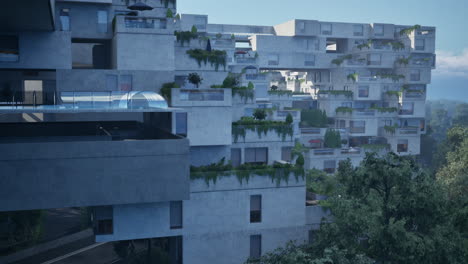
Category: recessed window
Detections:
[
  {"x1": 410, "y1": 70, "x2": 421, "y2": 82},
  {"x1": 397, "y1": 139, "x2": 409, "y2": 152},
  {"x1": 367, "y1": 54, "x2": 381, "y2": 65},
  {"x1": 94, "y1": 206, "x2": 113, "y2": 235},
  {"x1": 245, "y1": 148, "x2": 268, "y2": 165},
  {"x1": 24, "y1": 80, "x2": 43, "y2": 105},
  {"x1": 400, "y1": 102, "x2": 414, "y2": 115},
  {"x1": 415, "y1": 39, "x2": 425, "y2": 51},
  {"x1": 60, "y1": 9, "x2": 70, "y2": 31},
  {"x1": 321, "y1": 23, "x2": 332, "y2": 35},
  {"x1": 350, "y1": 121, "x2": 365, "y2": 133},
  {"x1": 281, "y1": 147, "x2": 292, "y2": 162},
  {"x1": 250, "y1": 235, "x2": 262, "y2": 260},
  {"x1": 97, "y1": 10, "x2": 108, "y2": 33},
  {"x1": 384, "y1": 120, "x2": 392, "y2": 126},
  {"x1": 358, "y1": 86, "x2": 369, "y2": 97},
  {"x1": 231, "y1": 148, "x2": 241, "y2": 167},
  {"x1": 0, "y1": 35, "x2": 19, "y2": 62},
  {"x1": 324, "y1": 160, "x2": 336, "y2": 174},
  {"x1": 374, "y1": 24, "x2": 384, "y2": 36},
  {"x1": 353, "y1": 25, "x2": 364, "y2": 36},
  {"x1": 298, "y1": 21, "x2": 306, "y2": 33},
  {"x1": 119, "y1": 75, "x2": 132, "y2": 91},
  {"x1": 305, "y1": 54, "x2": 315, "y2": 66},
  {"x1": 250, "y1": 195, "x2": 262, "y2": 223},
  {"x1": 175, "y1": 112, "x2": 187, "y2": 137},
  {"x1": 268, "y1": 54, "x2": 279, "y2": 66},
  {"x1": 170, "y1": 201, "x2": 183, "y2": 229}
]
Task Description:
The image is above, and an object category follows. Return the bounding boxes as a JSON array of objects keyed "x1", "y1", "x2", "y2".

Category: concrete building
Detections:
[{"x1": 0, "y1": 1, "x2": 434, "y2": 263}]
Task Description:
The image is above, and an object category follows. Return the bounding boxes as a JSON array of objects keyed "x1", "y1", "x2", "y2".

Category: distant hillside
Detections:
[{"x1": 427, "y1": 75, "x2": 468, "y2": 102}]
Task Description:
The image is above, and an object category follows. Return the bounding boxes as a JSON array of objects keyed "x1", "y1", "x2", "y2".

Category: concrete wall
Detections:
[
  {"x1": 0, "y1": 31, "x2": 71, "y2": 70},
  {"x1": 190, "y1": 145, "x2": 231, "y2": 166},
  {"x1": 232, "y1": 141, "x2": 295, "y2": 165},
  {"x1": 56, "y1": 69, "x2": 173, "y2": 92},
  {"x1": 114, "y1": 33, "x2": 175, "y2": 71},
  {"x1": 0, "y1": 138, "x2": 190, "y2": 211}
]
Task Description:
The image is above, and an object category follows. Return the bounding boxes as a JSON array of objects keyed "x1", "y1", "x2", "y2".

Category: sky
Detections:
[{"x1": 178, "y1": 0, "x2": 468, "y2": 101}]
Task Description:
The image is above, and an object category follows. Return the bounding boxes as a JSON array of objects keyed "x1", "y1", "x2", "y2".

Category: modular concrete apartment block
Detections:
[{"x1": 0, "y1": 1, "x2": 434, "y2": 263}]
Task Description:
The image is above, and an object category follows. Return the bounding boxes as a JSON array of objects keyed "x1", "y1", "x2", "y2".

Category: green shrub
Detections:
[
  {"x1": 324, "y1": 129, "x2": 342, "y2": 148},
  {"x1": 160, "y1": 82, "x2": 180, "y2": 102},
  {"x1": 301, "y1": 109, "x2": 328, "y2": 128},
  {"x1": 248, "y1": 82, "x2": 254, "y2": 89},
  {"x1": 222, "y1": 74, "x2": 239, "y2": 88},
  {"x1": 188, "y1": 73, "x2": 203, "y2": 88},
  {"x1": 253, "y1": 108, "x2": 267, "y2": 120},
  {"x1": 186, "y1": 49, "x2": 227, "y2": 71},
  {"x1": 174, "y1": 31, "x2": 198, "y2": 46},
  {"x1": 165, "y1": 8, "x2": 173, "y2": 18}
]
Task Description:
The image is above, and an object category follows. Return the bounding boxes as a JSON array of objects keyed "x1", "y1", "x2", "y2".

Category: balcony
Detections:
[
  {"x1": 114, "y1": 16, "x2": 172, "y2": 34},
  {"x1": 171, "y1": 88, "x2": 232, "y2": 107},
  {"x1": 245, "y1": 74, "x2": 267, "y2": 81}
]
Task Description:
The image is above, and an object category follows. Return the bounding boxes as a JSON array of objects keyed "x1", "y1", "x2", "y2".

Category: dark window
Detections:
[
  {"x1": 250, "y1": 235, "x2": 262, "y2": 259},
  {"x1": 231, "y1": 148, "x2": 241, "y2": 167},
  {"x1": 170, "y1": 201, "x2": 183, "y2": 229},
  {"x1": 358, "y1": 86, "x2": 369, "y2": 97},
  {"x1": 60, "y1": 9, "x2": 70, "y2": 31},
  {"x1": 353, "y1": 25, "x2": 364, "y2": 36},
  {"x1": 245, "y1": 148, "x2": 268, "y2": 165},
  {"x1": 374, "y1": 24, "x2": 384, "y2": 36},
  {"x1": 350, "y1": 121, "x2": 365, "y2": 133},
  {"x1": 0, "y1": 35, "x2": 19, "y2": 62},
  {"x1": 397, "y1": 139, "x2": 408, "y2": 153},
  {"x1": 281, "y1": 147, "x2": 292, "y2": 162},
  {"x1": 94, "y1": 206, "x2": 113, "y2": 235},
  {"x1": 176, "y1": 113, "x2": 188, "y2": 137},
  {"x1": 321, "y1": 23, "x2": 332, "y2": 35},
  {"x1": 308, "y1": 230, "x2": 317, "y2": 244},
  {"x1": 97, "y1": 10, "x2": 108, "y2": 33},
  {"x1": 250, "y1": 195, "x2": 262, "y2": 223},
  {"x1": 324, "y1": 160, "x2": 336, "y2": 174}
]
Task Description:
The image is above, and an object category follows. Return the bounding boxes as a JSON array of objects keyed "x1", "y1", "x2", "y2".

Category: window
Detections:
[
  {"x1": 268, "y1": 54, "x2": 279, "y2": 65},
  {"x1": 245, "y1": 148, "x2": 268, "y2": 164},
  {"x1": 324, "y1": 160, "x2": 336, "y2": 174},
  {"x1": 97, "y1": 10, "x2": 108, "y2": 33},
  {"x1": 23, "y1": 80, "x2": 43, "y2": 105},
  {"x1": 397, "y1": 139, "x2": 409, "y2": 152},
  {"x1": 281, "y1": 147, "x2": 292, "y2": 162},
  {"x1": 0, "y1": 35, "x2": 19, "y2": 62},
  {"x1": 250, "y1": 195, "x2": 262, "y2": 223},
  {"x1": 415, "y1": 39, "x2": 425, "y2": 51},
  {"x1": 410, "y1": 70, "x2": 420, "y2": 81},
  {"x1": 305, "y1": 54, "x2": 315, "y2": 66},
  {"x1": 384, "y1": 120, "x2": 392, "y2": 126},
  {"x1": 341, "y1": 102, "x2": 352, "y2": 108},
  {"x1": 106, "y1": 75, "x2": 118, "y2": 90},
  {"x1": 60, "y1": 9, "x2": 70, "y2": 31},
  {"x1": 353, "y1": 25, "x2": 364, "y2": 36},
  {"x1": 94, "y1": 206, "x2": 113, "y2": 235},
  {"x1": 159, "y1": 19, "x2": 167, "y2": 29},
  {"x1": 358, "y1": 86, "x2": 369, "y2": 97},
  {"x1": 368, "y1": 54, "x2": 381, "y2": 65},
  {"x1": 374, "y1": 24, "x2": 384, "y2": 36},
  {"x1": 298, "y1": 21, "x2": 306, "y2": 33},
  {"x1": 337, "y1": 119, "x2": 346, "y2": 128},
  {"x1": 312, "y1": 38, "x2": 320, "y2": 50},
  {"x1": 250, "y1": 235, "x2": 262, "y2": 259},
  {"x1": 176, "y1": 113, "x2": 187, "y2": 137},
  {"x1": 321, "y1": 23, "x2": 332, "y2": 35},
  {"x1": 400, "y1": 102, "x2": 414, "y2": 115},
  {"x1": 231, "y1": 148, "x2": 241, "y2": 167},
  {"x1": 350, "y1": 121, "x2": 365, "y2": 133},
  {"x1": 119, "y1": 75, "x2": 132, "y2": 91},
  {"x1": 170, "y1": 201, "x2": 183, "y2": 229},
  {"x1": 308, "y1": 230, "x2": 317, "y2": 244}
]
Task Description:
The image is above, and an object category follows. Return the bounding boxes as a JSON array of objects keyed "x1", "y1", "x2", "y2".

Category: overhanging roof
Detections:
[{"x1": 0, "y1": 0, "x2": 55, "y2": 32}]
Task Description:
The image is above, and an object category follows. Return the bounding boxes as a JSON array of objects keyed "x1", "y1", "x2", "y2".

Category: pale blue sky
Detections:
[{"x1": 178, "y1": 0, "x2": 468, "y2": 101}]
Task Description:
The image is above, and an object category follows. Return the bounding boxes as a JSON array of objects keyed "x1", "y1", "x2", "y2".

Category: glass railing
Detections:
[{"x1": 0, "y1": 91, "x2": 168, "y2": 110}]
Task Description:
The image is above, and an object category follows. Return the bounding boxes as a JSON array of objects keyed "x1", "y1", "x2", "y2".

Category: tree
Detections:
[
  {"x1": 222, "y1": 74, "x2": 239, "y2": 88},
  {"x1": 165, "y1": 8, "x2": 173, "y2": 18},
  {"x1": 191, "y1": 25, "x2": 198, "y2": 34},
  {"x1": 301, "y1": 110, "x2": 328, "y2": 128},
  {"x1": 270, "y1": 85, "x2": 278, "y2": 91},
  {"x1": 285, "y1": 113, "x2": 293, "y2": 124},
  {"x1": 253, "y1": 108, "x2": 266, "y2": 120},
  {"x1": 248, "y1": 82, "x2": 254, "y2": 89},
  {"x1": 248, "y1": 154, "x2": 467, "y2": 264},
  {"x1": 324, "y1": 129, "x2": 341, "y2": 148},
  {"x1": 0, "y1": 210, "x2": 44, "y2": 249},
  {"x1": 187, "y1": 73, "x2": 203, "y2": 88},
  {"x1": 452, "y1": 103, "x2": 468, "y2": 127}
]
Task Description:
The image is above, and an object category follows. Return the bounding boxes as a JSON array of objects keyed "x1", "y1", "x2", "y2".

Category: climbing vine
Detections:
[
  {"x1": 190, "y1": 161, "x2": 305, "y2": 186},
  {"x1": 174, "y1": 31, "x2": 198, "y2": 46},
  {"x1": 232, "y1": 117, "x2": 293, "y2": 143},
  {"x1": 331, "y1": 54, "x2": 353, "y2": 66},
  {"x1": 186, "y1": 49, "x2": 227, "y2": 71},
  {"x1": 399, "y1": 24, "x2": 421, "y2": 36},
  {"x1": 335, "y1": 107, "x2": 353, "y2": 114}
]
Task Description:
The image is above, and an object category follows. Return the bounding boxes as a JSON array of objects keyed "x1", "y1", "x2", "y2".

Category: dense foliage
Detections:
[
  {"x1": 186, "y1": 49, "x2": 227, "y2": 71},
  {"x1": 323, "y1": 129, "x2": 341, "y2": 148},
  {"x1": 232, "y1": 117, "x2": 293, "y2": 143},
  {"x1": 300, "y1": 109, "x2": 328, "y2": 128}
]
